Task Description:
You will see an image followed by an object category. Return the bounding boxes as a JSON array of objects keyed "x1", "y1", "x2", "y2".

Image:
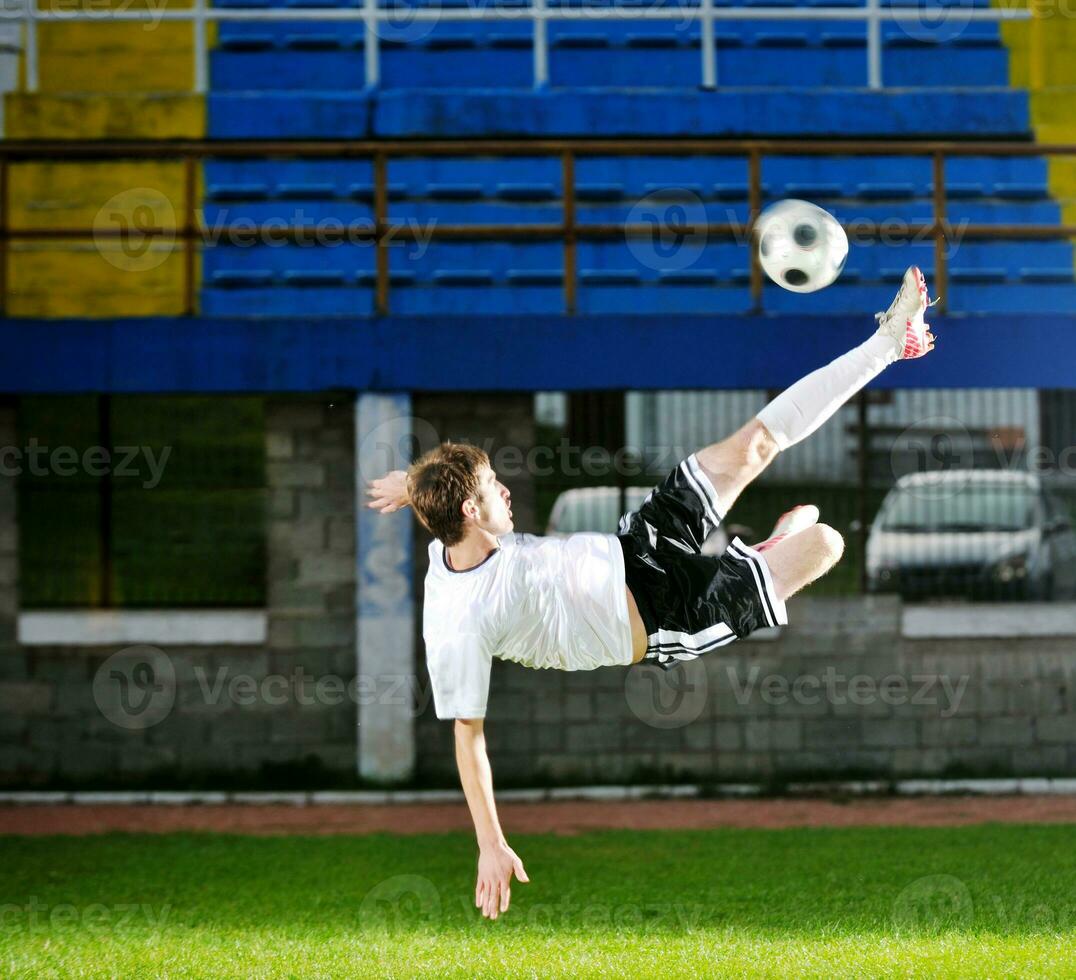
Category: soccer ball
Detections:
[{"x1": 755, "y1": 199, "x2": 848, "y2": 293}]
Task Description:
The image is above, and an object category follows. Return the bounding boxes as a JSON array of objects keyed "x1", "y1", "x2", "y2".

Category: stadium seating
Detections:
[
  {"x1": 6, "y1": 0, "x2": 1072, "y2": 318},
  {"x1": 200, "y1": 152, "x2": 1076, "y2": 317}
]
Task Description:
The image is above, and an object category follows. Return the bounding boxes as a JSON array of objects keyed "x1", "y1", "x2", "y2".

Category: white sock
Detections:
[{"x1": 756, "y1": 334, "x2": 901, "y2": 451}]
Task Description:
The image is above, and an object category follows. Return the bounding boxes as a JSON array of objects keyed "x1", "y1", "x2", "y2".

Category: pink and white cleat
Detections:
[
  {"x1": 757, "y1": 503, "x2": 820, "y2": 552},
  {"x1": 875, "y1": 265, "x2": 938, "y2": 360}
]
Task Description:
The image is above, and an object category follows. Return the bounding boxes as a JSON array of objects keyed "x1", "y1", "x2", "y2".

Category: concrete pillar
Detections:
[{"x1": 355, "y1": 393, "x2": 415, "y2": 782}]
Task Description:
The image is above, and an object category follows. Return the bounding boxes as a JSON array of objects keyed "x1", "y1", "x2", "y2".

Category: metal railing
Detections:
[
  {"x1": 1, "y1": 137, "x2": 1075, "y2": 319},
  {"x1": 0, "y1": 0, "x2": 1042, "y2": 95}
]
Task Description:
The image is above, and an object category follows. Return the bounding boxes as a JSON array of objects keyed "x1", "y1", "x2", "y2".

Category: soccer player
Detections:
[{"x1": 366, "y1": 266, "x2": 937, "y2": 920}]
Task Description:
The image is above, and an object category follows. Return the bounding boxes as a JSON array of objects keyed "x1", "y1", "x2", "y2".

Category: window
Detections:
[{"x1": 18, "y1": 396, "x2": 266, "y2": 608}]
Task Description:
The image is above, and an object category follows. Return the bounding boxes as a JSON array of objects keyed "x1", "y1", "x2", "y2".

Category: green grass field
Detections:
[{"x1": 2, "y1": 824, "x2": 1074, "y2": 978}]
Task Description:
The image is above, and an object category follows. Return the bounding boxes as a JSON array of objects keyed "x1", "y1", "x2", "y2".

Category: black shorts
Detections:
[{"x1": 617, "y1": 453, "x2": 788, "y2": 669}]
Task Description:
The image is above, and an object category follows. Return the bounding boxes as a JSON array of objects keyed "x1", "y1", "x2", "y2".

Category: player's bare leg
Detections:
[
  {"x1": 695, "y1": 266, "x2": 936, "y2": 517},
  {"x1": 694, "y1": 418, "x2": 780, "y2": 516},
  {"x1": 760, "y1": 523, "x2": 845, "y2": 602}
]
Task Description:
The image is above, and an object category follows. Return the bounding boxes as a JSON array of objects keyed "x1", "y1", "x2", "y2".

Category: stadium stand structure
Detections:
[{"x1": 3, "y1": 0, "x2": 1075, "y2": 319}]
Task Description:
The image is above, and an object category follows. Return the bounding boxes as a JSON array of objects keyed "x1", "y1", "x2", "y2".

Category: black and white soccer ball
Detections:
[{"x1": 755, "y1": 199, "x2": 848, "y2": 293}]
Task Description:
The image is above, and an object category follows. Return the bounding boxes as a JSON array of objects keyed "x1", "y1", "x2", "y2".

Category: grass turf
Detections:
[{"x1": 1, "y1": 824, "x2": 1074, "y2": 978}]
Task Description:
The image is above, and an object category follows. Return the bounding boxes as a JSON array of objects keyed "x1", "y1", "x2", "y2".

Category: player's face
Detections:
[{"x1": 473, "y1": 465, "x2": 513, "y2": 537}]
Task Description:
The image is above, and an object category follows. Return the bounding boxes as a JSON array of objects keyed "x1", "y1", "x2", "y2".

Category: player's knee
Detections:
[
  {"x1": 741, "y1": 420, "x2": 779, "y2": 469},
  {"x1": 813, "y1": 523, "x2": 845, "y2": 564}
]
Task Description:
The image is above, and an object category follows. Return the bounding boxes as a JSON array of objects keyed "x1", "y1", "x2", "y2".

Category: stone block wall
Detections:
[
  {"x1": 0, "y1": 401, "x2": 26, "y2": 777},
  {"x1": 3, "y1": 391, "x2": 1075, "y2": 787},
  {"x1": 414, "y1": 595, "x2": 1076, "y2": 786},
  {"x1": 263, "y1": 396, "x2": 357, "y2": 773},
  {"x1": 0, "y1": 396, "x2": 360, "y2": 786}
]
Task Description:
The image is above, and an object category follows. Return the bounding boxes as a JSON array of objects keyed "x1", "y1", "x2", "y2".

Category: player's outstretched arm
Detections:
[
  {"x1": 454, "y1": 718, "x2": 529, "y2": 920},
  {"x1": 365, "y1": 470, "x2": 410, "y2": 514}
]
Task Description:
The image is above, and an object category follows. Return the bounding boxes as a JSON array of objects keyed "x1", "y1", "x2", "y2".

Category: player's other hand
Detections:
[
  {"x1": 476, "y1": 841, "x2": 529, "y2": 920},
  {"x1": 365, "y1": 470, "x2": 409, "y2": 513}
]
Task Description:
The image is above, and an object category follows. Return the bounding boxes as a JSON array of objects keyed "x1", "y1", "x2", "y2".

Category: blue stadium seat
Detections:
[{"x1": 201, "y1": 287, "x2": 377, "y2": 316}]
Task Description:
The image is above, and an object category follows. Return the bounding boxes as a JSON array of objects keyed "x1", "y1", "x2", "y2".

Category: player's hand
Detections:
[
  {"x1": 365, "y1": 470, "x2": 409, "y2": 513},
  {"x1": 475, "y1": 842, "x2": 529, "y2": 920}
]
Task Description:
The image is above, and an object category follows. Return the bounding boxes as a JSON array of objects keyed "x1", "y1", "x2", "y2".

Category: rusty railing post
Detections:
[
  {"x1": 563, "y1": 148, "x2": 576, "y2": 315},
  {"x1": 374, "y1": 151, "x2": 389, "y2": 316},
  {"x1": 932, "y1": 150, "x2": 948, "y2": 314},
  {"x1": 748, "y1": 146, "x2": 763, "y2": 313},
  {"x1": 183, "y1": 154, "x2": 197, "y2": 316}
]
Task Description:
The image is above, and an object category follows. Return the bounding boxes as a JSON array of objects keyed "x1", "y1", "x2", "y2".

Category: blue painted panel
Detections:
[
  {"x1": 203, "y1": 243, "x2": 378, "y2": 276},
  {"x1": 2, "y1": 314, "x2": 1073, "y2": 392},
  {"x1": 211, "y1": 46, "x2": 1008, "y2": 90},
  {"x1": 200, "y1": 287, "x2": 377, "y2": 316},
  {"x1": 208, "y1": 91, "x2": 1029, "y2": 139},
  {"x1": 371, "y1": 90, "x2": 1029, "y2": 139},
  {"x1": 209, "y1": 93, "x2": 373, "y2": 138},
  {"x1": 381, "y1": 47, "x2": 533, "y2": 87},
  {"x1": 212, "y1": 51, "x2": 366, "y2": 90},
  {"x1": 205, "y1": 158, "x2": 376, "y2": 194}
]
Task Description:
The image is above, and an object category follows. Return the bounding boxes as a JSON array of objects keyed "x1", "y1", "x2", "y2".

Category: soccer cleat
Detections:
[
  {"x1": 874, "y1": 265, "x2": 938, "y2": 360},
  {"x1": 757, "y1": 504, "x2": 820, "y2": 552}
]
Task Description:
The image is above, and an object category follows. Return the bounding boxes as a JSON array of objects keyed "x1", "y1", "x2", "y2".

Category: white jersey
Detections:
[{"x1": 422, "y1": 532, "x2": 634, "y2": 719}]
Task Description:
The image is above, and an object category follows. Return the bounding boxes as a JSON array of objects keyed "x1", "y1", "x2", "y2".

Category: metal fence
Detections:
[
  {"x1": 3, "y1": 137, "x2": 1076, "y2": 318},
  {"x1": 0, "y1": 0, "x2": 1045, "y2": 95},
  {"x1": 534, "y1": 387, "x2": 1076, "y2": 602}
]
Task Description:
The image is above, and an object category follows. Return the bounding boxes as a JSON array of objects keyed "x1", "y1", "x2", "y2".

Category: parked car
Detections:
[
  {"x1": 866, "y1": 470, "x2": 1076, "y2": 600},
  {"x1": 546, "y1": 486, "x2": 730, "y2": 556}
]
